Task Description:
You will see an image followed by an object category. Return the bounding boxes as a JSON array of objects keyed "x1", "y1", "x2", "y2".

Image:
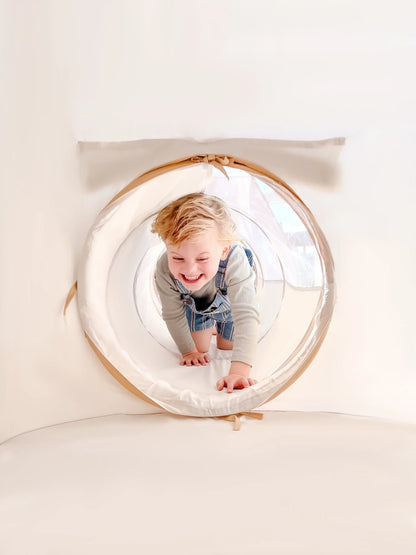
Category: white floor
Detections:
[{"x1": 1, "y1": 412, "x2": 415, "y2": 555}]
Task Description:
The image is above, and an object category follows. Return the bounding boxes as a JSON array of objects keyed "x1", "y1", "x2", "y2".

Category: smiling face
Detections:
[{"x1": 166, "y1": 228, "x2": 231, "y2": 291}]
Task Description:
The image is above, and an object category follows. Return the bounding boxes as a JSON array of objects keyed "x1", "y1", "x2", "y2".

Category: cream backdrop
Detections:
[{"x1": 1, "y1": 0, "x2": 415, "y2": 442}]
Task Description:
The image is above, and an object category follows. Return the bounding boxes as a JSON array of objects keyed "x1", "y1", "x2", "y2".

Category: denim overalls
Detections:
[{"x1": 173, "y1": 245, "x2": 254, "y2": 341}]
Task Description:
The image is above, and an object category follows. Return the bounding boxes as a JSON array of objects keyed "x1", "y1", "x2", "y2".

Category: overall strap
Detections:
[
  {"x1": 174, "y1": 278, "x2": 190, "y2": 294},
  {"x1": 216, "y1": 245, "x2": 238, "y2": 290},
  {"x1": 244, "y1": 247, "x2": 254, "y2": 268}
]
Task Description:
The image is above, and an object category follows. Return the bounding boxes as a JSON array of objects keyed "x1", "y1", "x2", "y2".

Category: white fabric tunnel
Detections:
[{"x1": 77, "y1": 159, "x2": 335, "y2": 417}]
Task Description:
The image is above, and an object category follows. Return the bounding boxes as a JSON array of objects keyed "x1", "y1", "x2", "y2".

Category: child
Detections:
[{"x1": 151, "y1": 193, "x2": 260, "y2": 393}]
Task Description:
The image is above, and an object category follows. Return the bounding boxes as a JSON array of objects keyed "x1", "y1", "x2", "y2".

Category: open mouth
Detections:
[{"x1": 181, "y1": 274, "x2": 203, "y2": 284}]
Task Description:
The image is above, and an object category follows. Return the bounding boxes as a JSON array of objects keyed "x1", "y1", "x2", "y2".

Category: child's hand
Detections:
[
  {"x1": 216, "y1": 361, "x2": 257, "y2": 393},
  {"x1": 180, "y1": 349, "x2": 210, "y2": 366},
  {"x1": 216, "y1": 374, "x2": 257, "y2": 393}
]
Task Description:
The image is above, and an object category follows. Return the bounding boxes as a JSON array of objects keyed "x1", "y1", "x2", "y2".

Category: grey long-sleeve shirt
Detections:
[{"x1": 155, "y1": 245, "x2": 260, "y2": 366}]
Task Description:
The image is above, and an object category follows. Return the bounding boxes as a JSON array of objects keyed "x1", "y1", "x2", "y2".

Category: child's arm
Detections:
[
  {"x1": 216, "y1": 247, "x2": 260, "y2": 392},
  {"x1": 155, "y1": 253, "x2": 206, "y2": 363}
]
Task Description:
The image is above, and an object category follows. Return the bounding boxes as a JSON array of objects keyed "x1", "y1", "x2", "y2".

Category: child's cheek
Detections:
[
  {"x1": 168, "y1": 261, "x2": 179, "y2": 277},
  {"x1": 206, "y1": 261, "x2": 217, "y2": 279}
]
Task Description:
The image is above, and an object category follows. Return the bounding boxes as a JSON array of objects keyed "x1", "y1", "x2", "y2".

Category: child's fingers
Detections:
[
  {"x1": 218, "y1": 376, "x2": 256, "y2": 392},
  {"x1": 181, "y1": 357, "x2": 197, "y2": 366},
  {"x1": 189, "y1": 356, "x2": 207, "y2": 366},
  {"x1": 181, "y1": 358, "x2": 191, "y2": 366},
  {"x1": 227, "y1": 378, "x2": 239, "y2": 393},
  {"x1": 227, "y1": 377, "x2": 250, "y2": 393},
  {"x1": 180, "y1": 353, "x2": 210, "y2": 366},
  {"x1": 188, "y1": 358, "x2": 200, "y2": 366}
]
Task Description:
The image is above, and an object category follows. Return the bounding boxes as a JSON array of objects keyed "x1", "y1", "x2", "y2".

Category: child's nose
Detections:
[{"x1": 184, "y1": 261, "x2": 198, "y2": 274}]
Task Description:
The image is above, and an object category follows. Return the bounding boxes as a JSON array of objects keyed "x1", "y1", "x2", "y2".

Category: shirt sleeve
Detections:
[
  {"x1": 225, "y1": 246, "x2": 260, "y2": 366},
  {"x1": 155, "y1": 253, "x2": 196, "y2": 355}
]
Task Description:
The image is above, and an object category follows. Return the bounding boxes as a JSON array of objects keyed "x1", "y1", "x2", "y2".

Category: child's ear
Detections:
[{"x1": 220, "y1": 245, "x2": 232, "y2": 260}]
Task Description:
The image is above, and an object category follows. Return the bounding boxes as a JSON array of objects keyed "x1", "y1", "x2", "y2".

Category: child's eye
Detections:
[
  {"x1": 197, "y1": 258, "x2": 208, "y2": 262},
  {"x1": 172, "y1": 257, "x2": 184, "y2": 261}
]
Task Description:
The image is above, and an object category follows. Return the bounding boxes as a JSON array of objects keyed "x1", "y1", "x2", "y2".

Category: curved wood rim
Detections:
[{"x1": 87, "y1": 154, "x2": 335, "y2": 413}]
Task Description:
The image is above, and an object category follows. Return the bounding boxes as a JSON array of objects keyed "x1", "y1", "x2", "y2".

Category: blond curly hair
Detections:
[{"x1": 151, "y1": 193, "x2": 239, "y2": 245}]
